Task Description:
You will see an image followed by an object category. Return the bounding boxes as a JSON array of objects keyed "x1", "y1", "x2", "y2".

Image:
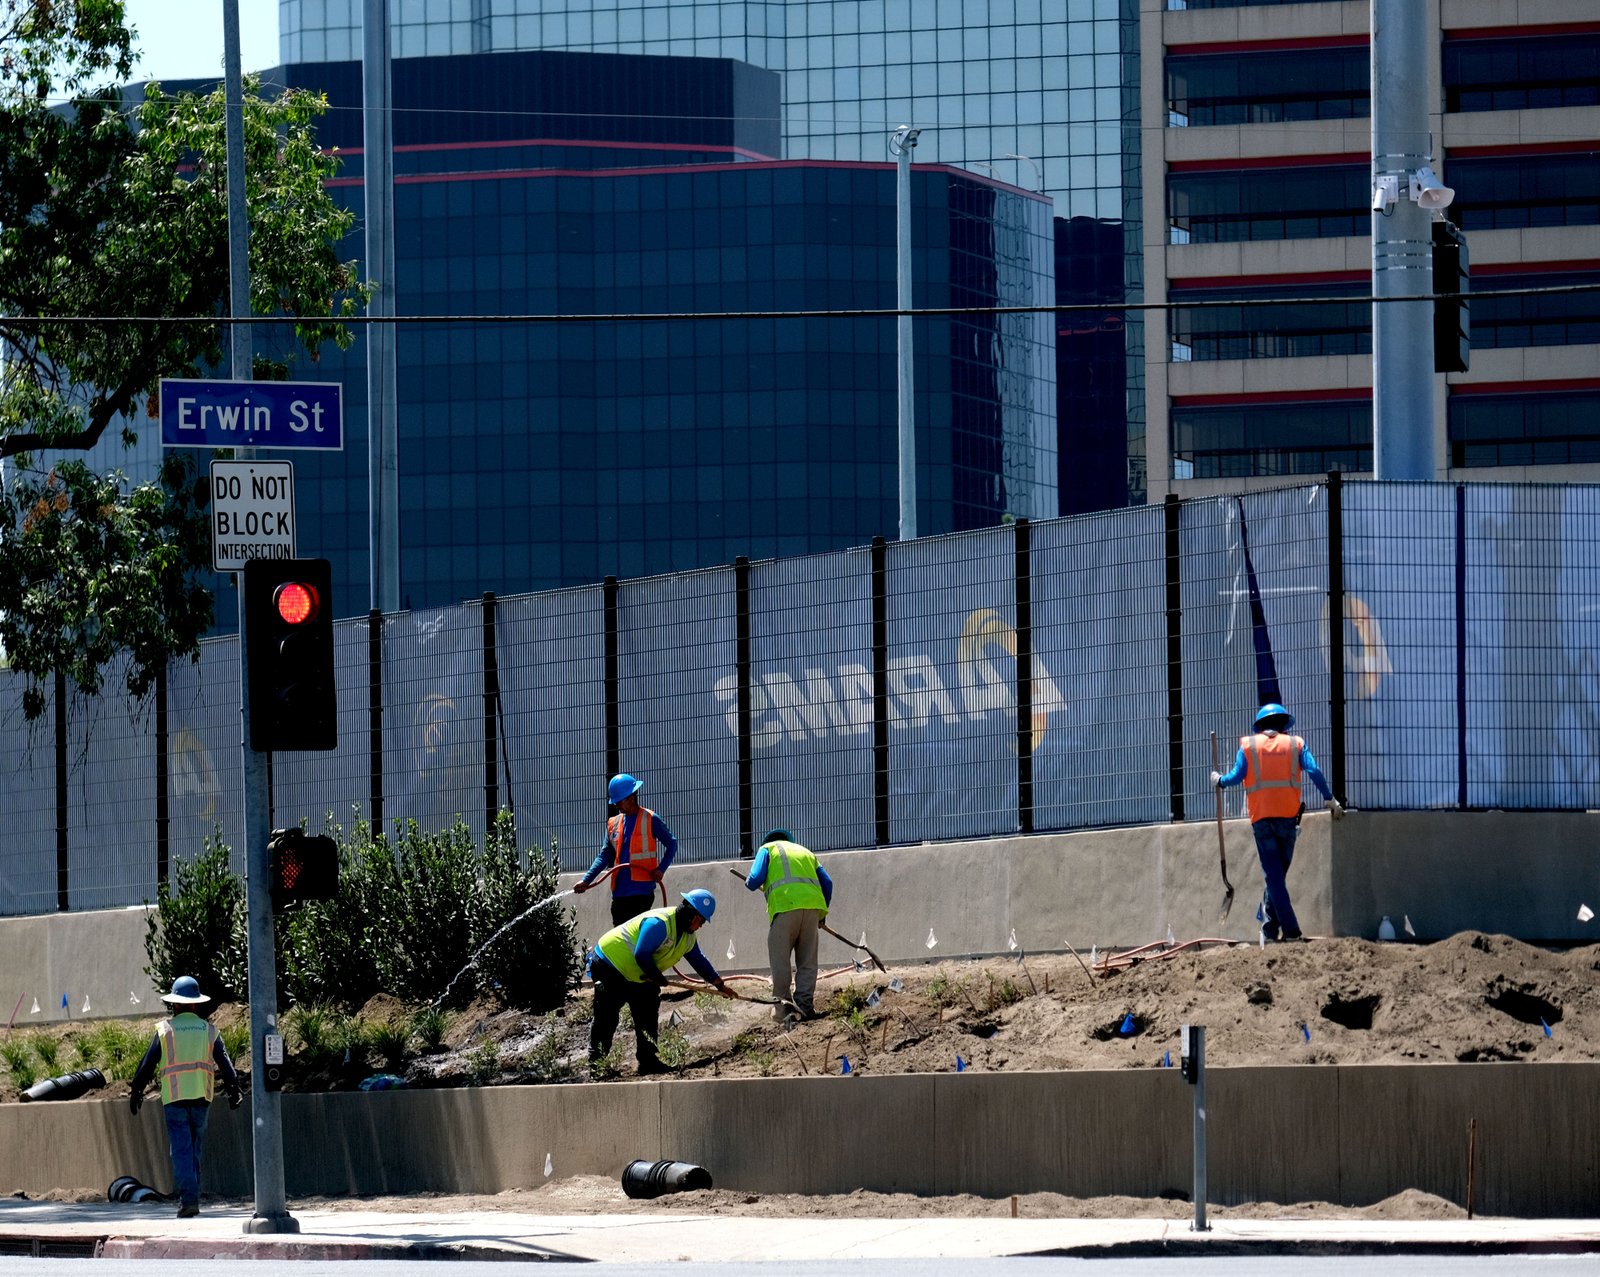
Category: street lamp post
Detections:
[{"x1": 891, "y1": 125, "x2": 921, "y2": 542}]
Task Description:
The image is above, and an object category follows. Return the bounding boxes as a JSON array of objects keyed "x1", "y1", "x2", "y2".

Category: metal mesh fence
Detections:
[{"x1": 8, "y1": 478, "x2": 1600, "y2": 917}]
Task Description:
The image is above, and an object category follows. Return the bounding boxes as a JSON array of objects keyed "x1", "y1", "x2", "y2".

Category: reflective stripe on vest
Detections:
[
  {"x1": 595, "y1": 906, "x2": 696, "y2": 983},
  {"x1": 157, "y1": 1014, "x2": 217, "y2": 1104},
  {"x1": 760, "y1": 841, "x2": 827, "y2": 922},
  {"x1": 608, "y1": 808, "x2": 659, "y2": 884},
  {"x1": 1241, "y1": 732, "x2": 1304, "y2": 822}
]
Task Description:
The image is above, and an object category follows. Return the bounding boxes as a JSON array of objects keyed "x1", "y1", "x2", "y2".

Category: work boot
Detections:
[{"x1": 176, "y1": 1202, "x2": 199, "y2": 1218}]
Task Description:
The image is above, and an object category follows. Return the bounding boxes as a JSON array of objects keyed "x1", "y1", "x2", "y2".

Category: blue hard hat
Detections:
[
  {"x1": 607, "y1": 773, "x2": 644, "y2": 804},
  {"x1": 1255, "y1": 703, "x2": 1295, "y2": 730},
  {"x1": 763, "y1": 828, "x2": 794, "y2": 845},
  {"x1": 161, "y1": 975, "x2": 208, "y2": 1005},
  {"x1": 680, "y1": 889, "x2": 716, "y2": 922}
]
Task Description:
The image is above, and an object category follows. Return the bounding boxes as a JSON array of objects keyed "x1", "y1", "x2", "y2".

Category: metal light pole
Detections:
[
  {"x1": 892, "y1": 125, "x2": 921, "y2": 542},
  {"x1": 364, "y1": 0, "x2": 399, "y2": 611},
  {"x1": 222, "y1": 0, "x2": 298, "y2": 1235},
  {"x1": 1371, "y1": 0, "x2": 1439, "y2": 480}
]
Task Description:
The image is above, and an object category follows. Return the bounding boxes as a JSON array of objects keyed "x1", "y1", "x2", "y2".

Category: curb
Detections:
[
  {"x1": 95, "y1": 1236, "x2": 578, "y2": 1263},
  {"x1": 1026, "y1": 1238, "x2": 1600, "y2": 1260}
]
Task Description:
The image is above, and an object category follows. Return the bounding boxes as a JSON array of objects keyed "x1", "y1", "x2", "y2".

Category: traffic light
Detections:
[
  {"x1": 1433, "y1": 219, "x2": 1470, "y2": 374},
  {"x1": 243, "y1": 558, "x2": 336, "y2": 752},
  {"x1": 268, "y1": 827, "x2": 339, "y2": 909}
]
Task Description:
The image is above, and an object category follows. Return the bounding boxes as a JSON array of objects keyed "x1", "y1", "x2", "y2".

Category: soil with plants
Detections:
[{"x1": 6, "y1": 930, "x2": 1597, "y2": 1104}]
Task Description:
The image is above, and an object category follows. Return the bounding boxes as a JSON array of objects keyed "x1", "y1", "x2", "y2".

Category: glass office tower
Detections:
[
  {"x1": 241, "y1": 49, "x2": 1055, "y2": 611},
  {"x1": 281, "y1": 0, "x2": 1143, "y2": 510}
]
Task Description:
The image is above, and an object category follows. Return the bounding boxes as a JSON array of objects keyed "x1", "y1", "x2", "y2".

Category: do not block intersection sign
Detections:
[{"x1": 210, "y1": 460, "x2": 296, "y2": 573}]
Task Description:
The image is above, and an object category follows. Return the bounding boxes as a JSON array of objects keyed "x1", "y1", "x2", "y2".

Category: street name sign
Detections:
[
  {"x1": 161, "y1": 379, "x2": 343, "y2": 450},
  {"x1": 210, "y1": 460, "x2": 296, "y2": 573}
]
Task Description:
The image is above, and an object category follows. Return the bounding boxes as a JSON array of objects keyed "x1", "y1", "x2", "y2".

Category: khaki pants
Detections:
[{"x1": 768, "y1": 908, "x2": 822, "y2": 1018}]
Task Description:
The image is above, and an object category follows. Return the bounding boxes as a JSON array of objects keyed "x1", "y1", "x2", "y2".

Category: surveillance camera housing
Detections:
[{"x1": 1371, "y1": 174, "x2": 1400, "y2": 212}]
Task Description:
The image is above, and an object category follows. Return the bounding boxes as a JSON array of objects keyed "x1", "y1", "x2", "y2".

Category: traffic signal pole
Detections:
[{"x1": 223, "y1": 0, "x2": 298, "y2": 1235}]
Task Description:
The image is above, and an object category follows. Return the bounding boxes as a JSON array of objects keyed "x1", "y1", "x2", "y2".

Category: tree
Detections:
[{"x1": 0, "y1": 0, "x2": 367, "y2": 715}]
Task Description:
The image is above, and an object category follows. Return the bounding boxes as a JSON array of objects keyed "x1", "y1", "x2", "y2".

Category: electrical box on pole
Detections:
[
  {"x1": 1433, "y1": 220, "x2": 1470, "y2": 374},
  {"x1": 243, "y1": 558, "x2": 337, "y2": 752}
]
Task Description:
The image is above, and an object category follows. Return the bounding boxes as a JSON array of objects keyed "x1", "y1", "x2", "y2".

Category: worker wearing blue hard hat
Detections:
[
  {"x1": 1213, "y1": 703, "x2": 1344, "y2": 943},
  {"x1": 588, "y1": 888, "x2": 733, "y2": 1075},
  {"x1": 575, "y1": 773, "x2": 680, "y2": 926}
]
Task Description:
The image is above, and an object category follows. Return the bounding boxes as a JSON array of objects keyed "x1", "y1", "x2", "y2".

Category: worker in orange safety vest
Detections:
[
  {"x1": 574, "y1": 772, "x2": 680, "y2": 926},
  {"x1": 1213, "y1": 703, "x2": 1343, "y2": 942}
]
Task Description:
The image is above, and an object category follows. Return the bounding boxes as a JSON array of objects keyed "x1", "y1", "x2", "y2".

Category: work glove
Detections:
[
  {"x1": 129, "y1": 1092, "x2": 143, "y2": 1116},
  {"x1": 573, "y1": 880, "x2": 591, "y2": 894},
  {"x1": 1210, "y1": 770, "x2": 1222, "y2": 787},
  {"x1": 1325, "y1": 797, "x2": 1345, "y2": 820},
  {"x1": 228, "y1": 1089, "x2": 244, "y2": 1110},
  {"x1": 712, "y1": 981, "x2": 736, "y2": 1000}
]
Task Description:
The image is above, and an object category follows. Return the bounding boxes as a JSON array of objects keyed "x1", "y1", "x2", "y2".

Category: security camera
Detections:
[
  {"x1": 1409, "y1": 165, "x2": 1455, "y2": 211},
  {"x1": 891, "y1": 124, "x2": 921, "y2": 152},
  {"x1": 1371, "y1": 175, "x2": 1400, "y2": 213}
]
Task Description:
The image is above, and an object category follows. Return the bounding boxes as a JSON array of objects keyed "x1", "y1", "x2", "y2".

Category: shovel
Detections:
[
  {"x1": 1210, "y1": 730, "x2": 1236, "y2": 919},
  {"x1": 727, "y1": 868, "x2": 887, "y2": 972}
]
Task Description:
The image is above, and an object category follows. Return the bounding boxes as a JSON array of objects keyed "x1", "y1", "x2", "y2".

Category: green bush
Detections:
[
  {"x1": 468, "y1": 813, "x2": 580, "y2": 1013},
  {"x1": 80, "y1": 1022, "x2": 149, "y2": 1082},
  {"x1": 410, "y1": 1007, "x2": 449, "y2": 1053},
  {"x1": 277, "y1": 814, "x2": 395, "y2": 1010},
  {"x1": 143, "y1": 831, "x2": 249, "y2": 1003}
]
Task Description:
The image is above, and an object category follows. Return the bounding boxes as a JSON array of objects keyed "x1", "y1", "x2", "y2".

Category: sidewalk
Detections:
[{"x1": 3, "y1": 1198, "x2": 1600, "y2": 1262}]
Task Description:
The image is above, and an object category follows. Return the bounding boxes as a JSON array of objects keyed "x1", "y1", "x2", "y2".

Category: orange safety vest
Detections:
[
  {"x1": 608, "y1": 808, "x2": 660, "y2": 883},
  {"x1": 1240, "y1": 732, "x2": 1305, "y2": 822}
]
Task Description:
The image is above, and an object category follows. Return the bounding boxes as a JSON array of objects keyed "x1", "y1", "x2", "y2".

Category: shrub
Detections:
[
  {"x1": 277, "y1": 814, "x2": 395, "y2": 1010},
  {"x1": 144, "y1": 831, "x2": 249, "y2": 1003},
  {"x1": 30, "y1": 1034, "x2": 61, "y2": 1073},
  {"x1": 650, "y1": 1024, "x2": 695, "y2": 1073},
  {"x1": 410, "y1": 1007, "x2": 449, "y2": 1054},
  {"x1": 80, "y1": 1022, "x2": 149, "y2": 1082},
  {"x1": 367, "y1": 1017, "x2": 411, "y2": 1074},
  {"x1": 0, "y1": 1038, "x2": 30, "y2": 1074},
  {"x1": 468, "y1": 812, "x2": 580, "y2": 1013},
  {"x1": 217, "y1": 1022, "x2": 250, "y2": 1072},
  {"x1": 466, "y1": 1039, "x2": 500, "y2": 1085}
]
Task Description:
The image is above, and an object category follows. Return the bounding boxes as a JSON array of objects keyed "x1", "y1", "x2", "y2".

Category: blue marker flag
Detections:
[
  {"x1": 61, "y1": 993, "x2": 69, "y2": 1010},
  {"x1": 1301, "y1": 1022, "x2": 1311, "y2": 1042},
  {"x1": 1542, "y1": 1019, "x2": 1553, "y2": 1038},
  {"x1": 1162, "y1": 1050, "x2": 1172, "y2": 1068},
  {"x1": 1119, "y1": 1012, "x2": 1135, "y2": 1035},
  {"x1": 840, "y1": 1055, "x2": 851, "y2": 1075},
  {"x1": 955, "y1": 1055, "x2": 966, "y2": 1072}
]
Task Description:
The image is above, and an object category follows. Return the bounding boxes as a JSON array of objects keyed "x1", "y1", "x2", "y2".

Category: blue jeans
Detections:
[
  {"x1": 1251, "y1": 817, "x2": 1302, "y2": 939},
  {"x1": 163, "y1": 1100, "x2": 211, "y2": 1206}
]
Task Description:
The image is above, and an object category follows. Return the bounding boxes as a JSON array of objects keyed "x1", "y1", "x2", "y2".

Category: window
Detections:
[
  {"x1": 1169, "y1": 278, "x2": 1369, "y2": 360},
  {"x1": 1167, "y1": 45, "x2": 1367, "y2": 127},
  {"x1": 1449, "y1": 153, "x2": 1600, "y2": 232},
  {"x1": 1168, "y1": 162, "x2": 1367, "y2": 243},
  {"x1": 1171, "y1": 398, "x2": 1371, "y2": 478},
  {"x1": 1473, "y1": 270, "x2": 1600, "y2": 349},
  {"x1": 1445, "y1": 33, "x2": 1600, "y2": 113},
  {"x1": 1449, "y1": 388, "x2": 1600, "y2": 467}
]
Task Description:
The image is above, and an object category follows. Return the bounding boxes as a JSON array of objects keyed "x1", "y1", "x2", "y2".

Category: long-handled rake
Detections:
[
  {"x1": 727, "y1": 867, "x2": 887, "y2": 972},
  {"x1": 1210, "y1": 730, "x2": 1236, "y2": 919}
]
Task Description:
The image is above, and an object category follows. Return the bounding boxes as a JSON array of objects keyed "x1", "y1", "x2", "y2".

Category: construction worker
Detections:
[
  {"x1": 574, "y1": 773, "x2": 679, "y2": 926},
  {"x1": 128, "y1": 976, "x2": 242, "y2": 1218},
  {"x1": 588, "y1": 888, "x2": 733, "y2": 1075},
  {"x1": 743, "y1": 828, "x2": 833, "y2": 1021},
  {"x1": 1213, "y1": 702, "x2": 1343, "y2": 943}
]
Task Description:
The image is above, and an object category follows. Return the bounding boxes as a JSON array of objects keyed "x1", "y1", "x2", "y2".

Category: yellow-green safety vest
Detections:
[
  {"x1": 596, "y1": 906, "x2": 697, "y2": 983},
  {"x1": 759, "y1": 840, "x2": 827, "y2": 922},
  {"x1": 157, "y1": 1013, "x2": 218, "y2": 1104}
]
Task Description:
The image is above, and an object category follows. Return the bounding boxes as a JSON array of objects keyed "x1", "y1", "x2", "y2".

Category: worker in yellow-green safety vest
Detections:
[
  {"x1": 128, "y1": 976, "x2": 242, "y2": 1218},
  {"x1": 588, "y1": 889, "x2": 733, "y2": 1076},
  {"x1": 743, "y1": 828, "x2": 834, "y2": 1021}
]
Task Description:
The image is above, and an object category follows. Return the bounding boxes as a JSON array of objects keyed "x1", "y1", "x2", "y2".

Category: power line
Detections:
[{"x1": 4, "y1": 280, "x2": 1596, "y2": 327}]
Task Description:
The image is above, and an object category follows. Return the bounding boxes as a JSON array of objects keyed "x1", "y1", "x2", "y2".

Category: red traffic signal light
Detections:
[
  {"x1": 268, "y1": 828, "x2": 339, "y2": 909},
  {"x1": 274, "y1": 581, "x2": 320, "y2": 626},
  {"x1": 244, "y1": 558, "x2": 336, "y2": 752}
]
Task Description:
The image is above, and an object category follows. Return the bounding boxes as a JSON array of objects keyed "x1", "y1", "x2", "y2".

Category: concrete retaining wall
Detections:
[
  {"x1": 5, "y1": 810, "x2": 1597, "y2": 1022},
  {"x1": 4, "y1": 1064, "x2": 1597, "y2": 1217}
]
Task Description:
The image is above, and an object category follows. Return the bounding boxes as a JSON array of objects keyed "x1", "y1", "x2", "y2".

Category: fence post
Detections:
[
  {"x1": 604, "y1": 575, "x2": 620, "y2": 786},
  {"x1": 156, "y1": 662, "x2": 170, "y2": 889},
  {"x1": 56, "y1": 669, "x2": 68, "y2": 911},
  {"x1": 1014, "y1": 517, "x2": 1034, "y2": 834},
  {"x1": 1454, "y1": 483, "x2": 1467, "y2": 810},
  {"x1": 369, "y1": 608, "x2": 384, "y2": 832},
  {"x1": 1327, "y1": 472, "x2": 1346, "y2": 804},
  {"x1": 872, "y1": 536, "x2": 890, "y2": 847},
  {"x1": 734, "y1": 556, "x2": 754, "y2": 857},
  {"x1": 483, "y1": 592, "x2": 499, "y2": 834},
  {"x1": 1164, "y1": 495, "x2": 1185, "y2": 822}
]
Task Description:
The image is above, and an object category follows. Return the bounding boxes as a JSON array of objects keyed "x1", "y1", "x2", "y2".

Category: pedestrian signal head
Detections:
[{"x1": 1254, "y1": 702, "x2": 1294, "y2": 730}]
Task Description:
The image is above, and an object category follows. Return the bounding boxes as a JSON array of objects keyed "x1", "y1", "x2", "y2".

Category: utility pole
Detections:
[
  {"x1": 365, "y1": 0, "x2": 399, "y2": 611},
  {"x1": 1370, "y1": 0, "x2": 1444, "y2": 480},
  {"x1": 892, "y1": 125, "x2": 921, "y2": 541},
  {"x1": 222, "y1": 0, "x2": 298, "y2": 1235}
]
